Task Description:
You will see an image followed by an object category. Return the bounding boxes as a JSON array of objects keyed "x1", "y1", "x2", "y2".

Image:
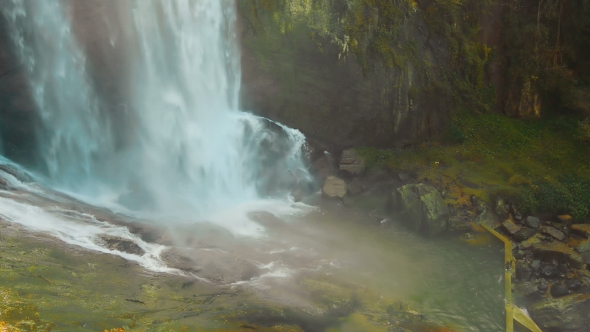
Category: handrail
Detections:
[{"x1": 481, "y1": 224, "x2": 542, "y2": 332}]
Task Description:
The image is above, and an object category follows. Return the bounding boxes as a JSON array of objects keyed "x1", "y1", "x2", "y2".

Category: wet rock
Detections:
[
  {"x1": 161, "y1": 248, "x2": 261, "y2": 284},
  {"x1": 532, "y1": 242, "x2": 585, "y2": 268},
  {"x1": 541, "y1": 226, "x2": 567, "y2": 242},
  {"x1": 529, "y1": 294, "x2": 590, "y2": 332},
  {"x1": 290, "y1": 178, "x2": 316, "y2": 202},
  {"x1": 525, "y1": 216, "x2": 540, "y2": 229},
  {"x1": 502, "y1": 220, "x2": 522, "y2": 235},
  {"x1": 248, "y1": 211, "x2": 286, "y2": 230},
  {"x1": 538, "y1": 280, "x2": 549, "y2": 291},
  {"x1": 447, "y1": 218, "x2": 468, "y2": 232},
  {"x1": 557, "y1": 215, "x2": 573, "y2": 226},
  {"x1": 347, "y1": 177, "x2": 363, "y2": 195},
  {"x1": 0, "y1": 164, "x2": 34, "y2": 183},
  {"x1": 575, "y1": 240, "x2": 590, "y2": 265},
  {"x1": 521, "y1": 234, "x2": 543, "y2": 248},
  {"x1": 98, "y1": 236, "x2": 145, "y2": 256},
  {"x1": 517, "y1": 282, "x2": 540, "y2": 297},
  {"x1": 575, "y1": 240, "x2": 590, "y2": 254},
  {"x1": 322, "y1": 176, "x2": 347, "y2": 198},
  {"x1": 551, "y1": 283, "x2": 570, "y2": 298},
  {"x1": 494, "y1": 198, "x2": 510, "y2": 220},
  {"x1": 312, "y1": 153, "x2": 336, "y2": 180},
  {"x1": 398, "y1": 172, "x2": 412, "y2": 182},
  {"x1": 531, "y1": 260, "x2": 541, "y2": 271},
  {"x1": 571, "y1": 224, "x2": 590, "y2": 237},
  {"x1": 566, "y1": 279, "x2": 583, "y2": 291},
  {"x1": 474, "y1": 209, "x2": 496, "y2": 228},
  {"x1": 517, "y1": 262, "x2": 532, "y2": 281},
  {"x1": 514, "y1": 227, "x2": 537, "y2": 241},
  {"x1": 339, "y1": 149, "x2": 365, "y2": 175},
  {"x1": 160, "y1": 248, "x2": 203, "y2": 273},
  {"x1": 541, "y1": 264, "x2": 559, "y2": 278},
  {"x1": 391, "y1": 184, "x2": 449, "y2": 237},
  {"x1": 470, "y1": 196, "x2": 487, "y2": 213}
]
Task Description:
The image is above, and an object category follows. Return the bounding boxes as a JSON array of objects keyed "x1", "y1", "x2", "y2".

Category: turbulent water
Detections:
[{"x1": 2, "y1": 0, "x2": 312, "y2": 230}]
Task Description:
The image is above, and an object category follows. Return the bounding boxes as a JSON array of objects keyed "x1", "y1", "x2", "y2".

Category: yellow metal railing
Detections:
[{"x1": 481, "y1": 224, "x2": 542, "y2": 332}]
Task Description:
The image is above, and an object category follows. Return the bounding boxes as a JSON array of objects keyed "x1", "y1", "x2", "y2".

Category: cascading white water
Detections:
[
  {"x1": 3, "y1": 0, "x2": 113, "y2": 187},
  {"x1": 2, "y1": 0, "x2": 313, "y2": 233}
]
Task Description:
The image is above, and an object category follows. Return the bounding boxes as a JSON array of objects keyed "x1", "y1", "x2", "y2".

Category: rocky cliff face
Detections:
[{"x1": 238, "y1": 0, "x2": 449, "y2": 149}]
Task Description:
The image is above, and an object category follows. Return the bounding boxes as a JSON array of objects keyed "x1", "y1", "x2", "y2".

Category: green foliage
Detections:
[
  {"x1": 501, "y1": 0, "x2": 590, "y2": 116},
  {"x1": 358, "y1": 114, "x2": 590, "y2": 220}
]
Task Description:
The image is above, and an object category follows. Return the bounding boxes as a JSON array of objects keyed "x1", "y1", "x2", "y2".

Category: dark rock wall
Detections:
[{"x1": 238, "y1": 0, "x2": 449, "y2": 149}]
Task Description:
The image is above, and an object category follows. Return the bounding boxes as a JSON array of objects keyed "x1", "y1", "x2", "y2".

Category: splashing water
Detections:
[{"x1": 2, "y1": 0, "x2": 312, "y2": 233}]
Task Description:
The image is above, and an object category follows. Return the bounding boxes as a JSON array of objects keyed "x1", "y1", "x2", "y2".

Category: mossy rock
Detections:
[
  {"x1": 391, "y1": 184, "x2": 449, "y2": 236},
  {"x1": 529, "y1": 294, "x2": 590, "y2": 332}
]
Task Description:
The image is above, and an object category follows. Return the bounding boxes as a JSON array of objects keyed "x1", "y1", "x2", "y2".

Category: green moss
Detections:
[{"x1": 358, "y1": 114, "x2": 590, "y2": 220}]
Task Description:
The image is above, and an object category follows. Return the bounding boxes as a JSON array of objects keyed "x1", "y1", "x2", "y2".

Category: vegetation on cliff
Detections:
[{"x1": 359, "y1": 113, "x2": 590, "y2": 220}]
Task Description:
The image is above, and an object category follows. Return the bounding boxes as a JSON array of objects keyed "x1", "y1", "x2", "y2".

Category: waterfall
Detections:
[
  {"x1": 3, "y1": 0, "x2": 114, "y2": 187},
  {"x1": 2, "y1": 0, "x2": 312, "y2": 231}
]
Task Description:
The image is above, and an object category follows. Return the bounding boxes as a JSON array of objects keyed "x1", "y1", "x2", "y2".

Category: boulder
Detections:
[
  {"x1": 516, "y1": 282, "x2": 540, "y2": 297},
  {"x1": 550, "y1": 284, "x2": 570, "y2": 298},
  {"x1": 514, "y1": 227, "x2": 537, "y2": 241},
  {"x1": 571, "y1": 224, "x2": 590, "y2": 237},
  {"x1": 541, "y1": 226, "x2": 566, "y2": 242},
  {"x1": 502, "y1": 220, "x2": 522, "y2": 235},
  {"x1": 525, "y1": 216, "x2": 540, "y2": 229},
  {"x1": 474, "y1": 209, "x2": 496, "y2": 228},
  {"x1": 339, "y1": 149, "x2": 365, "y2": 175},
  {"x1": 161, "y1": 248, "x2": 261, "y2": 284},
  {"x1": 347, "y1": 178, "x2": 363, "y2": 195},
  {"x1": 557, "y1": 215, "x2": 573, "y2": 226},
  {"x1": 98, "y1": 236, "x2": 145, "y2": 256},
  {"x1": 312, "y1": 152, "x2": 336, "y2": 180},
  {"x1": 532, "y1": 242, "x2": 585, "y2": 268},
  {"x1": 322, "y1": 176, "x2": 347, "y2": 198},
  {"x1": 391, "y1": 184, "x2": 449, "y2": 236},
  {"x1": 529, "y1": 294, "x2": 590, "y2": 332},
  {"x1": 0, "y1": 164, "x2": 34, "y2": 183},
  {"x1": 521, "y1": 233, "x2": 544, "y2": 248},
  {"x1": 248, "y1": 211, "x2": 287, "y2": 230},
  {"x1": 575, "y1": 240, "x2": 590, "y2": 255}
]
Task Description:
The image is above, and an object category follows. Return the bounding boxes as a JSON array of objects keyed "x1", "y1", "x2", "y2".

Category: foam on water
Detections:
[{"x1": 0, "y1": 194, "x2": 175, "y2": 273}]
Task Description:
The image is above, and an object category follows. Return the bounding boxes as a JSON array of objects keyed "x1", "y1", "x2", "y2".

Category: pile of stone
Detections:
[
  {"x1": 494, "y1": 205, "x2": 590, "y2": 331},
  {"x1": 314, "y1": 148, "x2": 367, "y2": 199}
]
